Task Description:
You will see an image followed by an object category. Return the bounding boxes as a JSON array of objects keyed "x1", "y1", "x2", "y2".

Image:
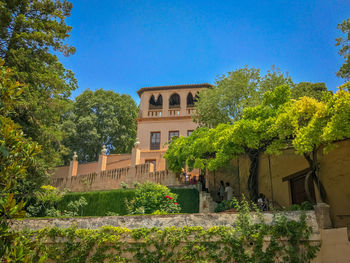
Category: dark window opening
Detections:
[
  {"x1": 149, "y1": 95, "x2": 163, "y2": 109},
  {"x1": 169, "y1": 93, "x2": 180, "y2": 108},
  {"x1": 150, "y1": 132, "x2": 161, "y2": 150},
  {"x1": 187, "y1": 93, "x2": 194, "y2": 107},
  {"x1": 168, "y1": 130, "x2": 179, "y2": 141},
  {"x1": 187, "y1": 130, "x2": 194, "y2": 136},
  {"x1": 283, "y1": 169, "x2": 316, "y2": 205}
]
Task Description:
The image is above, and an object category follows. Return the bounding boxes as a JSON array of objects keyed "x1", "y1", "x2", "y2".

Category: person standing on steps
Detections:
[
  {"x1": 225, "y1": 182, "x2": 233, "y2": 201},
  {"x1": 218, "y1": 180, "x2": 225, "y2": 202}
]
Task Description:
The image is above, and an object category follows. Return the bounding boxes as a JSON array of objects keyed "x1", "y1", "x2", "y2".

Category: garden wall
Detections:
[
  {"x1": 51, "y1": 163, "x2": 182, "y2": 192},
  {"x1": 10, "y1": 211, "x2": 350, "y2": 262},
  {"x1": 207, "y1": 139, "x2": 350, "y2": 230}
]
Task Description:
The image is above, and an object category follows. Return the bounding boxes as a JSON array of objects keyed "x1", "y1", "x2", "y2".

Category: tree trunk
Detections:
[
  {"x1": 247, "y1": 149, "x2": 259, "y2": 202},
  {"x1": 303, "y1": 148, "x2": 327, "y2": 203}
]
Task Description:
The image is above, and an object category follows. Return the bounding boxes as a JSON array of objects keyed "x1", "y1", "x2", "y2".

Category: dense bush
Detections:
[
  {"x1": 214, "y1": 200, "x2": 235, "y2": 212},
  {"x1": 56, "y1": 187, "x2": 199, "y2": 216},
  {"x1": 126, "y1": 182, "x2": 181, "y2": 214},
  {"x1": 57, "y1": 189, "x2": 136, "y2": 216},
  {"x1": 170, "y1": 188, "x2": 199, "y2": 213}
]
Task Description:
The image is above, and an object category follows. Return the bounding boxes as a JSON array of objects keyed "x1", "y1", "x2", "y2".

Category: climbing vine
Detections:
[{"x1": 6, "y1": 198, "x2": 320, "y2": 263}]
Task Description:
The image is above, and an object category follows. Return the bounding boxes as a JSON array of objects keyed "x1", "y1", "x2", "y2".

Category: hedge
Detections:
[{"x1": 57, "y1": 188, "x2": 199, "y2": 216}]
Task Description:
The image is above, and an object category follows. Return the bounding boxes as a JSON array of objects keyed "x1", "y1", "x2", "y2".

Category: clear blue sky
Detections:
[{"x1": 62, "y1": 0, "x2": 350, "y2": 102}]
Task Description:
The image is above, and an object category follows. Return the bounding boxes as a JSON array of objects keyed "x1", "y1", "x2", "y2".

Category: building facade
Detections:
[{"x1": 135, "y1": 83, "x2": 211, "y2": 171}]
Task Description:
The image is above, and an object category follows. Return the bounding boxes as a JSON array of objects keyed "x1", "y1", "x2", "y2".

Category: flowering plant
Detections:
[{"x1": 126, "y1": 182, "x2": 181, "y2": 214}]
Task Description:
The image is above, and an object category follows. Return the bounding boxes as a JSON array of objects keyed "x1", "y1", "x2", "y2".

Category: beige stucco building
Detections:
[{"x1": 135, "y1": 83, "x2": 210, "y2": 171}]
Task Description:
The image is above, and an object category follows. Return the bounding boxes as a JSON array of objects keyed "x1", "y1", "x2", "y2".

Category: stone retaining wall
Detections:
[
  {"x1": 11, "y1": 211, "x2": 319, "y2": 235},
  {"x1": 10, "y1": 211, "x2": 350, "y2": 262}
]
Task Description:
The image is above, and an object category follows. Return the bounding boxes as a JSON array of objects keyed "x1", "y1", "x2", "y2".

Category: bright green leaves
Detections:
[
  {"x1": 336, "y1": 18, "x2": 350, "y2": 80},
  {"x1": 0, "y1": 0, "x2": 77, "y2": 169},
  {"x1": 193, "y1": 66, "x2": 293, "y2": 127},
  {"x1": 322, "y1": 83, "x2": 350, "y2": 146},
  {"x1": 165, "y1": 84, "x2": 350, "y2": 173},
  {"x1": 166, "y1": 85, "x2": 292, "y2": 172}
]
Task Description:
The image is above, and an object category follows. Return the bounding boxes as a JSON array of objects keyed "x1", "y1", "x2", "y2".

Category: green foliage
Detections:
[
  {"x1": 26, "y1": 185, "x2": 88, "y2": 217},
  {"x1": 214, "y1": 200, "x2": 235, "y2": 212},
  {"x1": 126, "y1": 182, "x2": 181, "y2": 214},
  {"x1": 288, "y1": 202, "x2": 314, "y2": 211},
  {"x1": 13, "y1": 200, "x2": 320, "y2": 262},
  {"x1": 170, "y1": 188, "x2": 199, "y2": 213},
  {"x1": 166, "y1": 84, "x2": 350, "y2": 200},
  {"x1": 26, "y1": 185, "x2": 64, "y2": 217},
  {"x1": 62, "y1": 89, "x2": 138, "y2": 163},
  {"x1": 336, "y1": 18, "x2": 350, "y2": 80},
  {"x1": 0, "y1": 0, "x2": 77, "y2": 170},
  {"x1": 57, "y1": 189, "x2": 137, "y2": 216},
  {"x1": 166, "y1": 85, "x2": 292, "y2": 172},
  {"x1": 0, "y1": 61, "x2": 44, "y2": 260},
  {"x1": 291, "y1": 82, "x2": 328, "y2": 101},
  {"x1": 56, "y1": 188, "x2": 199, "y2": 216},
  {"x1": 63, "y1": 197, "x2": 88, "y2": 217},
  {"x1": 193, "y1": 66, "x2": 293, "y2": 127},
  {"x1": 274, "y1": 84, "x2": 350, "y2": 155},
  {"x1": 121, "y1": 181, "x2": 129, "y2": 189}
]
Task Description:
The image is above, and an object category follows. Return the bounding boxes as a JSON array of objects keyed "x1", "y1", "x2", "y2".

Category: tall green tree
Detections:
[
  {"x1": 193, "y1": 66, "x2": 293, "y2": 127},
  {"x1": 291, "y1": 82, "x2": 328, "y2": 101},
  {"x1": 336, "y1": 18, "x2": 350, "y2": 80},
  {"x1": 62, "y1": 89, "x2": 138, "y2": 163},
  {"x1": 0, "y1": 0, "x2": 77, "y2": 168},
  {"x1": 0, "y1": 61, "x2": 42, "y2": 260}
]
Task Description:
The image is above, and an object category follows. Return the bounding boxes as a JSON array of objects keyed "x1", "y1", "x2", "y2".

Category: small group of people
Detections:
[
  {"x1": 218, "y1": 181, "x2": 234, "y2": 201},
  {"x1": 257, "y1": 193, "x2": 269, "y2": 211},
  {"x1": 182, "y1": 170, "x2": 198, "y2": 185}
]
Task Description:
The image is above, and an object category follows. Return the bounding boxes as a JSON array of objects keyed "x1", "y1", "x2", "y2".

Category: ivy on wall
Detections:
[{"x1": 5, "y1": 199, "x2": 320, "y2": 263}]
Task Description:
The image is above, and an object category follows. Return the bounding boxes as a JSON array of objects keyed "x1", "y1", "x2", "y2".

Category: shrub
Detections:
[
  {"x1": 121, "y1": 181, "x2": 128, "y2": 189},
  {"x1": 26, "y1": 185, "x2": 65, "y2": 217},
  {"x1": 170, "y1": 188, "x2": 199, "y2": 213},
  {"x1": 56, "y1": 188, "x2": 198, "y2": 216},
  {"x1": 126, "y1": 182, "x2": 181, "y2": 214},
  {"x1": 289, "y1": 201, "x2": 314, "y2": 211},
  {"x1": 215, "y1": 200, "x2": 235, "y2": 212},
  {"x1": 57, "y1": 189, "x2": 136, "y2": 216}
]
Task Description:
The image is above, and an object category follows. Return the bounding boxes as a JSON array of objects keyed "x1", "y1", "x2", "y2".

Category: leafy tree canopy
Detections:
[
  {"x1": 165, "y1": 85, "x2": 292, "y2": 173},
  {"x1": 0, "y1": 0, "x2": 77, "y2": 168},
  {"x1": 336, "y1": 18, "x2": 350, "y2": 80},
  {"x1": 62, "y1": 89, "x2": 138, "y2": 163},
  {"x1": 165, "y1": 84, "x2": 350, "y2": 200},
  {"x1": 193, "y1": 66, "x2": 293, "y2": 127},
  {"x1": 291, "y1": 82, "x2": 328, "y2": 101}
]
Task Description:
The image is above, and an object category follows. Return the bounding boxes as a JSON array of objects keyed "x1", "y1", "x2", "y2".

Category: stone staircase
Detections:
[{"x1": 199, "y1": 191, "x2": 217, "y2": 213}]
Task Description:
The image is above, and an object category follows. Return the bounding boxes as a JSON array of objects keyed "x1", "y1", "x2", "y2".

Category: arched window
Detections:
[
  {"x1": 169, "y1": 93, "x2": 180, "y2": 108},
  {"x1": 156, "y1": 95, "x2": 162, "y2": 107},
  {"x1": 149, "y1": 95, "x2": 156, "y2": 108},
  {"x1": 187, "y1": 92, "x2": 194, "y2": 107},
  {"x1": 149, "y1": 94, "x2": 163, "y2": 109}
]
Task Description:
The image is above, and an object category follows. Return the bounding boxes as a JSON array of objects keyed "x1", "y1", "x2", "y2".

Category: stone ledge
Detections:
[{"x1": 11, "y1": 211, "x2": 319, "y2": 237}]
